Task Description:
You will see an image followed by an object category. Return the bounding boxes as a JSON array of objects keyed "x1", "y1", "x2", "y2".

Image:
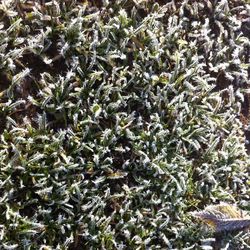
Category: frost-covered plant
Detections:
[{"x1": 0, "y1": 0, "x2": 249, "y2": 249}]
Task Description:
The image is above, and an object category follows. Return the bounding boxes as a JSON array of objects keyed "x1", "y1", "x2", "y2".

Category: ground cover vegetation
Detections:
[{"x1": 0, "y1": 0, "x2": 249, "y2": 249}]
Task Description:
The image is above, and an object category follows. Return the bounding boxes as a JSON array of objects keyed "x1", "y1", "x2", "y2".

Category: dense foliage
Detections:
[{"x1": 0, "y1": 0, "x2": 249, "y2": 249}]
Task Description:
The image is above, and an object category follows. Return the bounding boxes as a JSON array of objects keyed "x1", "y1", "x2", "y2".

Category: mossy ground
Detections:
[{"x1": 0, "y1": 0, "x2": 249, "y2": 249}]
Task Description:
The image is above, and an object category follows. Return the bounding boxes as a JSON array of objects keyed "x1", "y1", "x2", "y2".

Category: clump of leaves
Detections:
[{"x1": 0, "y1": 0, "x2": 249, "y2": 249}]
